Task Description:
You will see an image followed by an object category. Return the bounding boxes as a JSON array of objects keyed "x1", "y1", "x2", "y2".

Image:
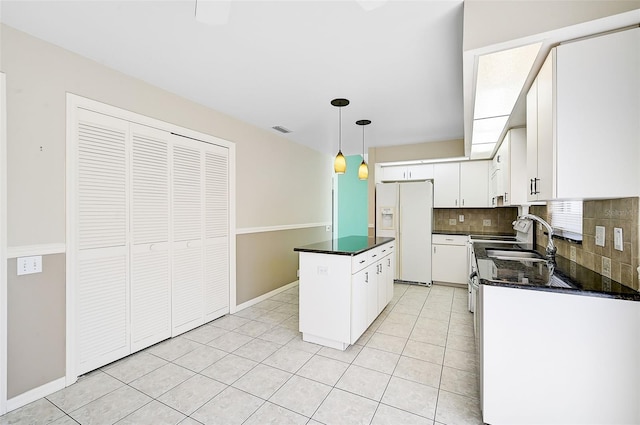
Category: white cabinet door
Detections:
[
  {"x1": 526, "y1": 78, "x2": 539, "y2": 202},
  {"x1": 171, "y1": 139, "x2": 204, "y2": 336},
  {"x1": 460, "y1": 161, "x2": 490, "y2": 207},
  {"x1": 130, "y1": 124, "x2": 171, "y2": 352},
  {"x1": 555, "y1": 27, "x2": 639, "y2": 199},
  {"x1": 75, "y1": 109, "x2": 130, "y2": 374},
  {"x1": 381, "y1": 164, "x2": 434, "y2": 182},
  {"x1": 433, "y1": 162, "x2": 460, "y2": 207},
  {"x1": 432, "y1": 243, "x2": 468, "y2": 285},
  {"x1": 406, "y1": 164, "x2": 434, "y2": 181},
  {"x1": 535, "y1": 51, "x2": 555, "y2": 201},
  {"x1": 380, "y1": 166, "x2": 407, "y2": 182},
  {"x1": 378, "y1": 250, "x2": 395, "y2": 314},
  {"x1": 351, "y1": 263, "x2": 376, "y2": 344},
  {"x1": 505, "y1": 128, "x2": 527, "y2": 206}
]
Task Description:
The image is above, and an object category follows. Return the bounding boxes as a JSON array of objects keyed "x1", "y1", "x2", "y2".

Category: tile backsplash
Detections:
[
  {"x1": 433, "y1": 207, "x2": 518, "y2": 235},
  {"x1": 531, "y1": 197, "x2": 639, "y2": 291}
]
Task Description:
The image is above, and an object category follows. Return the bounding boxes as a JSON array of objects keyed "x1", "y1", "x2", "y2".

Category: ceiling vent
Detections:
[{"x1": 272, "y1": 125, "x2": 292, "y2": 134}]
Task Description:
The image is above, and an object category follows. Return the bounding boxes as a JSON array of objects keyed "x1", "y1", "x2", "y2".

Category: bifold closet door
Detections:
[
  {"x1": 171, "y1": 136, "x2": 205, "y2": 336},
  {"x1": 204, "y1": 147, "x2": 229, "y2": 320},
  {"x1": 75, "y1": 109, "x2": 130, "y2": 375},
  {"x1": 130, "y1": 124, "x2": 171, "y2": 352}
]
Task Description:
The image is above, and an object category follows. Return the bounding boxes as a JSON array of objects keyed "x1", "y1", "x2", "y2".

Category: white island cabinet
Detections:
[{"x1": 295, "y1": 237, "x2": 395, "y2": 350}]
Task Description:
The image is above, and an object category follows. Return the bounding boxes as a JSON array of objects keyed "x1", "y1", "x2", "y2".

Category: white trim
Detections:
[
  {"x1": 234, "y1": 280, "x2": 298, "y2": 312},
  {"x1": 6, "y1": 243, "x2": 66, "y2": 258},
  {"x1": 235, "y1": 222, "x2": 330, "y2": 235},
  {"x1": 1, "y1": 72, "x2": 8, "y2": 415},
  {"x1": 5, "y1": 377, "x2": 66, "y2": 413},
  {"x1": 65, "y1": 94, "x2": 237, "y2": 385}
]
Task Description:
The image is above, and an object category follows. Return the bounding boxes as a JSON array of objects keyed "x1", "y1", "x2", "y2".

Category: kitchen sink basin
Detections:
[{"x1": 485, "y1": 248, "x2": 547, "y2": 262}]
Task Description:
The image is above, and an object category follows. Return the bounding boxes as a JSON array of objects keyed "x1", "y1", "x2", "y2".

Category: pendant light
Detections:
[
  {"x1": 356, "y1": 119, "x2": 370, "y2": 180},
  {"x1": 331, "y1": 98, "x2": 349, "y2": 174}
]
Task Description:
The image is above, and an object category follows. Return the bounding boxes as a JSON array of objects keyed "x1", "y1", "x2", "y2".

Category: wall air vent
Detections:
[{"x1": 272, "y1": 125, "x2": 292, "y2": 134}]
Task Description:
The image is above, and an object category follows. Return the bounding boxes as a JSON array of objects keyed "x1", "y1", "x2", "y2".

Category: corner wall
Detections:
[{"x1": 1, "y1": 24, "x2": 331, "y2": 402}]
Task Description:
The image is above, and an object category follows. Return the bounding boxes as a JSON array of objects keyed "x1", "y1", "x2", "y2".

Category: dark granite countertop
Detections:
[
  {"x1": 294, "y1": 236, "x2": 395, "y2": 256},
  {"x1": 473, "y1": 242, "x2": 640, "y2": 301}
]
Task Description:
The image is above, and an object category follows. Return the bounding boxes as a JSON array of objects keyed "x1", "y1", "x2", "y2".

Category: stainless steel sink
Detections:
[{"x1": 485, "y1": 248, "x2": 547, "y2": 262}]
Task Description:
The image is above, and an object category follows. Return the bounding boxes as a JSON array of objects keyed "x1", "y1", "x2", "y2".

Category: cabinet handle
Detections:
[
  {"x1": 445, "y1": 238, "x2": 454, "y2": 241},
  {"x1": 409, "y1": 171, "x2": 412, "y2": 179},
  {"x1": 365, "y1": 272, "x2": 368, "y2": 283},
  {"x1": 371, "y1": 254, "x2": 377, "y2": 258},
  {"x1": 505, "y1": 192, "x2": 508, "y2": 203},
  {"x1": 534, "y1": 178, "x2": 540, "y2": 195},
  {"x1": 388, "y1": 258, "x2": 391, "y2": 266},
  {"x1": 359, "y1": 260, "x2": 366, "y2": 264},
  {"x1": 530, "y1": 178, "x2": 534, "y2": 195},
  {"x1": 403, "y1": 171, "x2": 406, "y2": 179},
  {"x1": 434, "y1": 246, "x2": 437, "y2": 254},
  {"x1": 462, "y1": 199, "x2": 465, "y2": 206},
  {"x1": 455, "y1": 199, "x2": 458, "y2": 206}
]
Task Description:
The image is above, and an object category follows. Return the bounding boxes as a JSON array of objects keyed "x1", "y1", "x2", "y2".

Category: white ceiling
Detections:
[{"x1": 0, "y1": 0, "x2": 465, "y2": 156}]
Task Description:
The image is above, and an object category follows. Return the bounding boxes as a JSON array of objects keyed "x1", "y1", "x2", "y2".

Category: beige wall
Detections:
[
  {"x1": 7, "y1": 254, "x2": 65, "y2": 398},
  {"x1": 236, "y1": 226, "x2": 328, "y2": 305},
  {"x1": 463, "y1": 0, "x2": 640, "y2": 51},
  {"x1": 2, "y1": 24, "x2": 331, "y2": 398},
  {"x1": 367, "y1": 139, "x2": 464, "y2": 228}
]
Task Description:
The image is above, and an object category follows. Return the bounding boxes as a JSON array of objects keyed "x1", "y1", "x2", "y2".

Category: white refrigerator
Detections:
[{"x1": 375, "y1": 181, "x2": 433, "y2": 285}]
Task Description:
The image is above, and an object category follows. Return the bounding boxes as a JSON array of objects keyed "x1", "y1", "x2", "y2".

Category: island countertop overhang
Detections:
[{"x1": 294, "y1": 236, "x2": 395, "y2": 256}]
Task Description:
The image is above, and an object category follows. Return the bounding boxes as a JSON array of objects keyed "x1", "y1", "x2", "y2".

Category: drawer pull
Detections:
[
  {"x1": 371, "y1": 254, "x2": 377, "y2": 258},
  {"x1": 359, "y1": 260, "x2": 366, "y2": 264}
]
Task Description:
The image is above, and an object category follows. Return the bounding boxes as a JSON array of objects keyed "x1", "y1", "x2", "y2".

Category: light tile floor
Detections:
[{"x1": 0, "y1": 283, "x2": 482, "y2": 425}]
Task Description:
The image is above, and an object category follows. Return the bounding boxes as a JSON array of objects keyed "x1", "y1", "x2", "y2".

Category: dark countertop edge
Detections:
[
  {"x1": 432, "y1": 230, "x2": 517, "y2": 237},
  {"x1": 480, "y1": 277, "x2": 640, "y2": 302},
  {"x1": 294, "y1": 236, "x2": 395, "y2": 256},
  {"x1": 474, "y1": 242, "x2": 640, "y2": 302}
]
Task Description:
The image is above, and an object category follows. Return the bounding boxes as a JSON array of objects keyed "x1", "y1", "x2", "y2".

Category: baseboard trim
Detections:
[
  {"x1": 7, "y1": 243, "x2": 66, "y2": 258},
  {"x1": 233, "y1": 280, "x2": 298, "y2": 313},
  {"x1": 6, "y1": 377, "x2": 66, "y2": 412}
]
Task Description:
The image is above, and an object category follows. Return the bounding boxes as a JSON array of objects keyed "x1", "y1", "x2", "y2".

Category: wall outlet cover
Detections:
[
  {"x1": 448, "y1": 218, "x2": 456, "y2": 226},
  {"x1": 459, "y1": 215, "x2": 464, "y2": 223},
  {"x1": 614, "y1": 227, "x2": 623, "y2": 251},
  {"x1": 483, "y1": 219, "x2": 491, "y2": 227},
  {"x1": 595, "y1": 226, "x2": 605, "y2": 247},
  {"x1": 601, "y1": 256, "x2": 611, "y2": 278}
]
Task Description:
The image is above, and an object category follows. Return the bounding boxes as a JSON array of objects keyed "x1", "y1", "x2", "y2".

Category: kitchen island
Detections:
[{"x1": 294, "y1": 236, "x2": 395, "y2": 350}]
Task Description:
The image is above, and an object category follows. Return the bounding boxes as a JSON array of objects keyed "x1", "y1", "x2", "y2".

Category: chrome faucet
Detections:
[{"x1": 519, "y1": 214, "x2": 557, "y2": 262}]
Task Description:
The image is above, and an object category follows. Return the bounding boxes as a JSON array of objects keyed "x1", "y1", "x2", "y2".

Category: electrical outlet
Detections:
[
  {"x1": 614, "y1": 227, "x2": 623, "y2": 251},
  {"x1": 570, "y1": 246, "x2": 577, "y2": 262},
  {"x1": 601, "y1": 257, "x2": 611, "y2": 278},
  {"x1": 17, "y1": 256, "x2": 42, "y2": 276},
  {"x1": 459, "y1": 215, "x2": 464, "y2": 223},
  {"x1": 595, "y1": 226, "x2": 605, "y2": 247},
  {"x1": 483, "y1": 219, "x2": 491, "y2": 227},
  {"x1": 448, "y1": 218, "x2": 456, "y2": 226},
  {"x1": 296, "y1": 269, "x2": 300, "y2": 277},
  {"x1": 325, "y1": 225, "x2": 332, "y2": 232}
]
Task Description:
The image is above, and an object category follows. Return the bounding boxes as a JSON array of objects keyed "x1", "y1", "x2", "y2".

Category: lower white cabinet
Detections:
[
  {"x1": 431, "y1": 234, "x2": 468, "y2": 285},
  {"x1": 481, "y1": 284, "x2": 640, "y2": 424},
  {"x1": 299, "y1": 241, "x2": 395, "y2": 350}
]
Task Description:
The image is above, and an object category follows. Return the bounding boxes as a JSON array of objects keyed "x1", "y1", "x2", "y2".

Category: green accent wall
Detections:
[{"x1": 338, "y1": 155, "x2": 368, "y2": 238}]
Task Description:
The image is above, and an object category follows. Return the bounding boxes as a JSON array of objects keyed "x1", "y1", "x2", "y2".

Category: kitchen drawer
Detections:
[
  {"x1": 368, "y1": 246, "x2": 382, "y2": 263},
  {"x1": 379, "y1": 242, "x2": 394, "y2": 257},
  {"x1": 432, "y1": 234, "x2": 468, "y2": 246},
  {"x1": 352, "y1": 251, "x2": 370, "y2": 273}
]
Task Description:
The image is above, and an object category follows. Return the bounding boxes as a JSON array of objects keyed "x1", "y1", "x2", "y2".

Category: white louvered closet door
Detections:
[
  {"x1": 171, "y1": 136, "x2": 205, "y2": 335},
  {"x1": 130, "y1": 124, "x2": 171, "y2": 352},
  {"x1": 75, "y1": 109, "x2": 130, "y2": 375},
  {"x1": 204, "y1": 145, "x2": 229, "y2": 321}
]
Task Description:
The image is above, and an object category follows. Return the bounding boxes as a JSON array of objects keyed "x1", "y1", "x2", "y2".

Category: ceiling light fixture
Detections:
[
  {"x1": 356, "y1": 119, "x2": 371, "y2": 180},
  {"x1": 331, "y1": 98, "x2": 349, "y2": 174}
]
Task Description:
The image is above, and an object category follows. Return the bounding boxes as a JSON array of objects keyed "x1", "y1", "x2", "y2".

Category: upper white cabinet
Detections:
[
  {"x1": 492, "y1": 128, "x2": 527, "y2": 206},
  {"x1": 526, "y1": 27, "x2": 639, "y2": 201},
  {"x1": 460, "y1": 161, "x2": 490, "y2": 207},
  {"x1": 380, "y1": 164, "x2": 434, "y2": 182},
  {"x1": 434, "y1": 161, "x2": 490, "y2": 208},
  {"x1": 526, "y1": 51, "x2": 555, "y2": 202},
  {"x1": 433, "y1": 163, "x2": 460, "y2": 207}
]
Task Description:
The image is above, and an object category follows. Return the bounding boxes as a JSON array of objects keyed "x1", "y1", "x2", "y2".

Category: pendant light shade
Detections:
[
  {"x1": 331, "y1": 98, "x2": 350, "y2": 174},
  {"x1": 356, "y1": 119, "x2": 371, "y2": 180}
]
